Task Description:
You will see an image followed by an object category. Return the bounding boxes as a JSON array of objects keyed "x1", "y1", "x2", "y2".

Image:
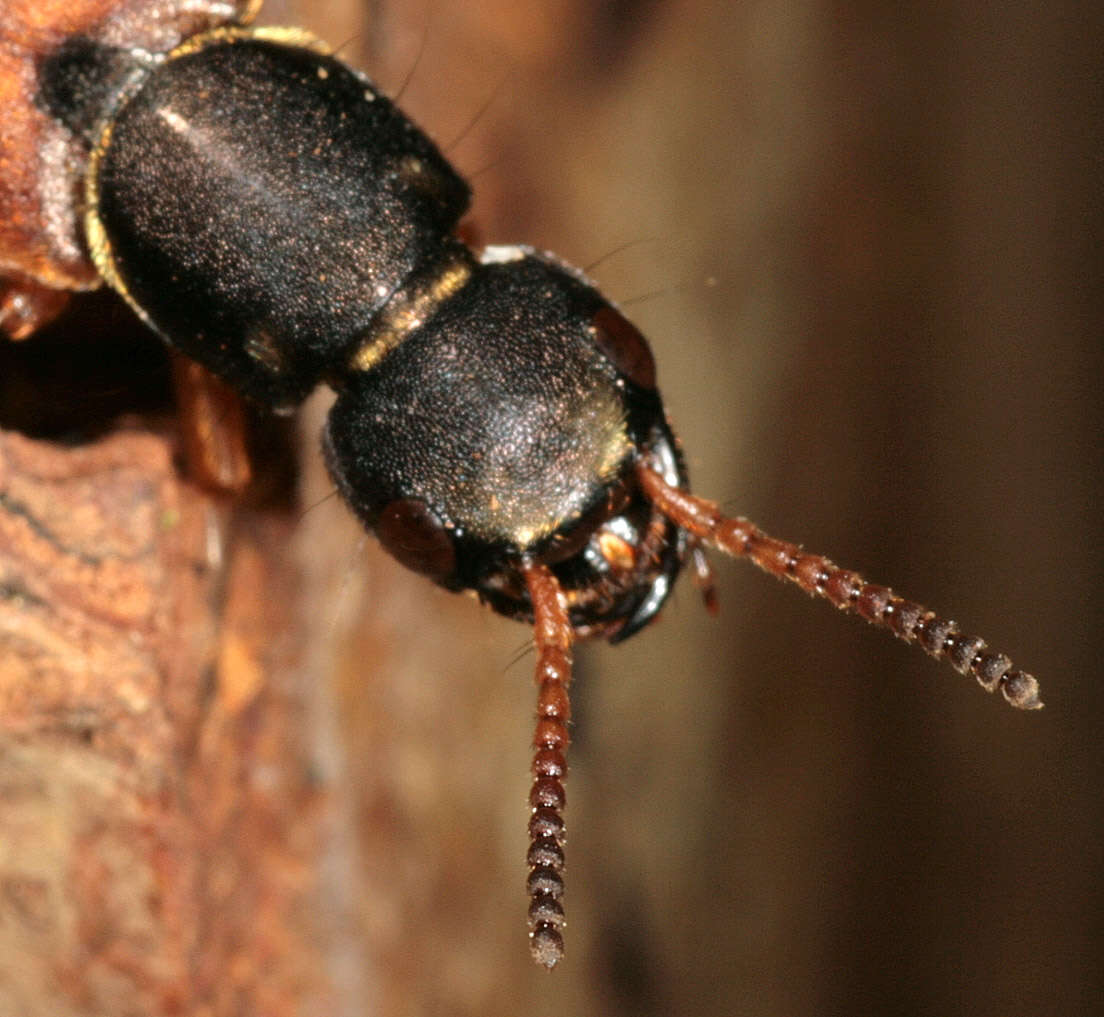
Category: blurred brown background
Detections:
[
  {"x1": 4, "y1": 0, "x2": 1091, "y2": 1013},
  {"x1": 271, "y1": 0, "x2": 1103, "y2": 1013}
]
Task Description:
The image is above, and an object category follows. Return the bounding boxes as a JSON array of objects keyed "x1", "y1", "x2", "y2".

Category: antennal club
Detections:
[{"x1": 637, "y1": 463, "x2": 1043, "y2": 710}]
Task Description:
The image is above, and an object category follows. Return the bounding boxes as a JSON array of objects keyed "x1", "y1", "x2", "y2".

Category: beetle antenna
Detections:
[
  {"x1": 520, "y1": 561, "x2": 574, "y2": 969},
  {"x1": 636, "y1": 463, "x2": 1043, "y2": 710}
]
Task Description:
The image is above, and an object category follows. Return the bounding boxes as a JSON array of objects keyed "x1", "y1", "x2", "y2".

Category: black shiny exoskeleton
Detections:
[
  {"x1": 36, "y1": 21, "x2": 1042, "y2": 970},
  {"x1": 41, "y1": 26, "x2": 686, "y2": 640}
]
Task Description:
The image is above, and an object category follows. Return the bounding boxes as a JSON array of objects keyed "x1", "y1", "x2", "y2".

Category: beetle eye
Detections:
[
  {"x1": 376, "y1": 497, "x2": 457, "y2": 583},
  {"x1": 588, "y1": 306, "x2": 656, "y2": 390}
]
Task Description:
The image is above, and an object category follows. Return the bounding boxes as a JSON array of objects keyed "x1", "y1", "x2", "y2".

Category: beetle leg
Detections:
[
  {"x1": 0, "y1": 279, "x2": 72, "y2": 340},
  {"x1": 172, "y1": 354, "x2": 252, "y2": 494}
]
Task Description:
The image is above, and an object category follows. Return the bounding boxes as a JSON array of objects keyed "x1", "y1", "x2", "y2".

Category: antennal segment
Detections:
[
  {"x1": 637, "y1": 464, "x2": 1043, "y2": 710},
  {"x1": 520, "y1": 561, "x2": 575, "y2": 969}
]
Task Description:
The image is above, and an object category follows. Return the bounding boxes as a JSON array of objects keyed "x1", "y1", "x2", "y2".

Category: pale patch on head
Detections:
[{"x1": 480, "y1": 244, "x2": 530, "y2": 265}]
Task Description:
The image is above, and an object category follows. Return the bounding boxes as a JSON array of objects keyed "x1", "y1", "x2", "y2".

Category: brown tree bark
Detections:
[{"x1": 0, "y1": 428, "x2": 336, "y2": 1014}]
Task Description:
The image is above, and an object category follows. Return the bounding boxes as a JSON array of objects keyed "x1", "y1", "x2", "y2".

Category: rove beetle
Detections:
[{"x1": 10, "y1": 3, "x2": 1042, "y2": 969}]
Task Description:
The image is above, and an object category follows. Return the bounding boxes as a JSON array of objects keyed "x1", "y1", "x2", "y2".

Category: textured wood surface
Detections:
[{"x1": 0, "y1": 428, "x2": 330, "y2": 1014}]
